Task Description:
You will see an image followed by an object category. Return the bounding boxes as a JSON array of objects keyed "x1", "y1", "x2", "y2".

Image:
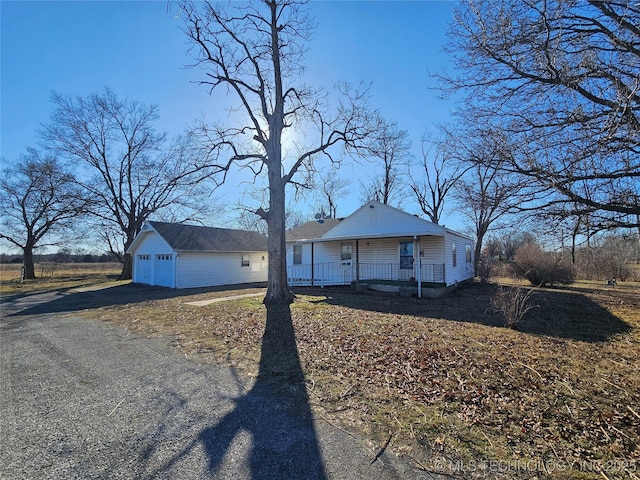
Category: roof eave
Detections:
[{"x1": 291, "y1": 231, "x2": 445, "y2": 243}]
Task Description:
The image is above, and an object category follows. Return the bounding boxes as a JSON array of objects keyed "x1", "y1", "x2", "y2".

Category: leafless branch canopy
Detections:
[
  {"x1": 177, "y1": 0, "x2": 377, "y2": 304},
  {"x1": 440, "y1": 0, "x2": 640, "y2": 229},
  {"x1": 0, "y1": 149, "x2": 89, "y2": 277},
  {"x1": 42, "y1": 88, "x2": 213, "y2": 276}
]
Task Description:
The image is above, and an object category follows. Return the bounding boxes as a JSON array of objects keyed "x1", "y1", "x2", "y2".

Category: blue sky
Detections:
[{"x1": 1, "y1": 1, "x2": 462, "y2": 229}]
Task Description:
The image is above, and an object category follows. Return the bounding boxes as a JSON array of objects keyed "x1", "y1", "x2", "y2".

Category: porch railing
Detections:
[{"x1": 287, "y1": 262, "x2": 445, "y2": 287}]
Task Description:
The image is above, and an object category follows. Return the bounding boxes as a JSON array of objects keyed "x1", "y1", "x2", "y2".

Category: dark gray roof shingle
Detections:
[
  {"x1": 149, "y1": 221, "x2": 267, "y2": 252},
  {"x1": 285, "y1": 218, "x2": 342, "y2": 242}
]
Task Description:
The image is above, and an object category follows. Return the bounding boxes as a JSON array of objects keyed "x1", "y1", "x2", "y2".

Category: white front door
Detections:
[{"x1": 399, "y1": 241, "x2": 415, "y2": 281}]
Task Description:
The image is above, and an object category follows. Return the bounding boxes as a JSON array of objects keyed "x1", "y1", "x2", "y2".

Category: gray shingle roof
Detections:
[
  {"x1": 285, "y1": 218, "x2": 342, "y2": 242},
  {"x1": 149, "y1": 221, "x2": 267, "y2": 252}
]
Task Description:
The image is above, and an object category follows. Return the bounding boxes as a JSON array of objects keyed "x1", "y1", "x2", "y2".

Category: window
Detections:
[
  {"x1": 156, "y1": 254, "x2": 172, "y2": 261},
  {"x1": 466, "y1": 244, "x2": 472, "y2": 263},
  {"x1": 452, "y1": 241, "x2": 457, "y2": 267},
  {"x1": 399, "y1": 241, "x2": 414, "y2": 270},
  {"x1": 340, "y1": 243, "x2": 352, "y2": 261},
  {"x1": 241, "y1": 254, "x2": 250, "y2": 267},
  {"x1": 293, "y1": 245, "x2": 302, "y2": 265},
  {"x1": 138, "y1": 254, "x2": 150, "y2": 261}
]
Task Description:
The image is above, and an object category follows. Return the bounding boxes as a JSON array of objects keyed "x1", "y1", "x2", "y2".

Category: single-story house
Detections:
[
  {"x1": 285, "y1": 201, "x2": 474, "y2": 294},
  {"x1": 127, "y1": 221, "x2": 268, "y2": 289}
]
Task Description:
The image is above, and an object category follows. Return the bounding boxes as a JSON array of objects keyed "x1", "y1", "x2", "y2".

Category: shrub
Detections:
[
  {"x1": 491, "y1": 286, "x2": 537, "y2": 329},
  {"x1": 476, "y1": 255, "x2": 494, "y2": 283},
  {"x1": 512, "y1": 243, "x2": 575, "y2": 287}
]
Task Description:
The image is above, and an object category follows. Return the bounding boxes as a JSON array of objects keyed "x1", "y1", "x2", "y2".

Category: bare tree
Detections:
[
  {"x1": 178, "y1": 0, "x2": 375, "y2": 304},
  {"x1": 359, "y1": 117, "x2": 412, "y2": 207},
  {"x1": 456, "y1": 165, "x2": 525, "y2": 276},
  {"x1": 235, "y1": 202, "x2": 307, "y2": 235},
  {"x1": 313, "y1": 169, "x2": 349, "y2": 218},
  {"x1": 447, "y1": 129, "x2": 532, "y2": 276},
  {"x1": 43, "y1": 88, "x2": 211, "y2": 279},
  {"x1": 0, "y1": 150, "x2": 88, "y2": 279},
  {"x1": 440, "y1": 0, "x2": 640, "y2": 230},
  {"x1": 410, "y1": 136, "x2": 468, "y2": 224}
]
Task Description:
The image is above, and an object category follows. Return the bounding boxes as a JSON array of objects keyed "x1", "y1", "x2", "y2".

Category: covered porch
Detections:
[
  {"x1": 287, "y1": 261, "x2": 445, "y2": 287},
  {"x1": 287, "y1": 234, "x2": 447, "y2": 296}
]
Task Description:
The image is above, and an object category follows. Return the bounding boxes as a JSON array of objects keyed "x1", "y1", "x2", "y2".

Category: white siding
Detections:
[
  {"x1": 132, "y1": 231, "x2": 174, "y2": 254},
  {"x1": 176, "y1": 252, "x2": 268, "y2": 289},
  {"x1": 322, "y1": 201, "x2": 444, "y2": 239},
  {"x1": 357, "y1": 238, "x2": 398, "y2": 264},
  {"x1": 419, "y1": 236, "x2": 444, "y2": 264},
  {"x1": 286, "y1": 243, "x2": 313, "y2": 266},
  {"x1": 444, "y1": 231, "x2": 474, "y2": 285}
]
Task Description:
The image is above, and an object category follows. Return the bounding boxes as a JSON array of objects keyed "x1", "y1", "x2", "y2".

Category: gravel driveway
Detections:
[{"x1": 0, "y1": 288, "x2": 439, "y2": 479}]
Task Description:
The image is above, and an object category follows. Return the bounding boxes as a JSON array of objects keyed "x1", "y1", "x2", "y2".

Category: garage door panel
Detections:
[
  {"x1": 135, "y1": 254, "x2": 152, "y2": 284},
  {"x1": 154, "y1": 254, "x2": 174, "y2": 287}
]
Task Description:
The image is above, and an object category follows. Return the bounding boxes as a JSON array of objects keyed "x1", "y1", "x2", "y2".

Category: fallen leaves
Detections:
[{"x1": 82, "y1": 283, "x2": 640, "y2": 479}]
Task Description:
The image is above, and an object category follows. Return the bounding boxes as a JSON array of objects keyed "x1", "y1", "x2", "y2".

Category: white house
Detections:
[
  {"x1": 127, "y1": 221, "x2": 268, "y2": 289},
  {"x1": 285, "y1": 201, "x2": 474, "y2": 294}
]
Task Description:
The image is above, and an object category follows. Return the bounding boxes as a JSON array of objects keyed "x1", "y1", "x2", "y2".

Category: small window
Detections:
[
  {"x1": 340, "y1": 243, "x2": 352, "y2": 261},
  {"x1": 466, "y1": 244, "x2": 472, "y2": 263},
  {"x1": 156, "y1": 254, "x2": 172, "y2": 261},
  {"x1": 293, "y1": 245, "x2": 302, "y2": 265},
  {"x1": 241, "y1": 254, "x2": 250, "y2": 267},
  {"x1": 452, "y1": 241, "x2": 457, "y2": 268},
  {"x1": 138, "y1": 254, "x2": 150, "y2": 261}
]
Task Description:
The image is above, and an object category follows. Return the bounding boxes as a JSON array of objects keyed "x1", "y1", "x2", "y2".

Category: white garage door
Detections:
[
  {"x1": 135, "y1": 254, "x2": 152, "y2": 284},
  {"x1": 154, "y1": 254, "x2": 174, "y2": 287}
]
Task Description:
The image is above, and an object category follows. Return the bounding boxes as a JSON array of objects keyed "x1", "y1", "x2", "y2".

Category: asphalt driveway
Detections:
[{"x1": 0, "y1": 288, "x2": 441, "y2": 479}]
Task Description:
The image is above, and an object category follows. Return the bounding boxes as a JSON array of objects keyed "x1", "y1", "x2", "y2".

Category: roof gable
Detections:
[
  {"x1": 140, "y1": 222, "x2": 268, "y2": 252},
  {"x1": 321, "y1": 201, "x2": 444, "y2": 240}
]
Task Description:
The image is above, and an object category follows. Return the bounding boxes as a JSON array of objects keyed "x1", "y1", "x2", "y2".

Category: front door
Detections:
[{"x1": 399, "y1": 241, "x2": 414, "y2": 281}]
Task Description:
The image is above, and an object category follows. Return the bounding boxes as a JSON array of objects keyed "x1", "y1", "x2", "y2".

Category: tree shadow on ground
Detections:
[
  {"x1": 298, "y1": 283, "x2": 633, "y2": 343},
  {"x1": 197, "y1": 304, "x2": 327, "y2": 478},
  {"x1": 3, "y1": 282, "x2": 268, "y2": 317},
  {"x1": 142, "y1": 304, "x2": 328, "y2": 479}
]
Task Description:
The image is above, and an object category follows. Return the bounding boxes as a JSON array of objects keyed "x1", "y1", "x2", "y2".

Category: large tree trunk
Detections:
[
  {"x1": 120, "y1": 254, "x2": 132, "y2": 280},
  {"x1": 119, "y1": 231, "x2": 136, "y2": 280},
  {"x1": 263, "y1": 177, "x2": 295, "y2": 306},
  {"x1": 22, "y1": 246, "x2": 36, "y2": 280},
  {"x1": 473, "y1": 228, "x2": 487, "y2": 277}
]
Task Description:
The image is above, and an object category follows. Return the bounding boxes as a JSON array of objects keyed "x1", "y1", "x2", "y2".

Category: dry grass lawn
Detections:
[
  {"x1": 0, "y1": 263, "x2": 123, "y2": 295},
  {"x1": 69, "y1": 277, "x2": 640, "y2": 479}
]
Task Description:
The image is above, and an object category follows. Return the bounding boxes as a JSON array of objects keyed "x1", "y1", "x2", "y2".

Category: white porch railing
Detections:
[{"x1": 287, "y1": 262, "x2": 445, "y2": 287}]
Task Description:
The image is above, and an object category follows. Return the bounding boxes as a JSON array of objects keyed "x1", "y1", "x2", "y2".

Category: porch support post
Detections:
[
  {"x1": 355, "y1": 239, "x2": 360, "y2": 282},
  {"x1": 311, "y1": 242, "x2": 315, "y2": 287},
  {"x1": 415, "y1": 236, "x2": 422, "y2": 298}
]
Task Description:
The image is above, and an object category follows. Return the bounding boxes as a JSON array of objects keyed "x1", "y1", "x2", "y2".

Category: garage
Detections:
[{"x1": 127, "y1": 221, "x2": 268, "y2": 289}]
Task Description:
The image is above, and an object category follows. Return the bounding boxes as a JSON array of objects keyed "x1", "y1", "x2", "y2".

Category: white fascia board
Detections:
[{"x1": 295, "y1": 231, "x2": 445, "y2": 243}]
